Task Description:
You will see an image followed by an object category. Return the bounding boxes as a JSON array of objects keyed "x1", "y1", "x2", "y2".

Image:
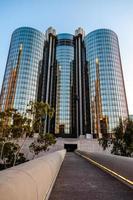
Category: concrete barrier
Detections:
[
  {"x1": 76, "y1": 150, "x2": 133, "y2": 188},
  {"x1": 0, "y1": 150, "x2": 66, "y2": 200}
]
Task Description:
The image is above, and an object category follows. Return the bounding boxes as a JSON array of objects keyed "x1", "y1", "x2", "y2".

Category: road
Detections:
[
  {"x1": 77, "y1": 151, "x2": 133, "y2": 183},
  {"x1": 49, "y1": 153, "x2": 133, "y2": 200}
]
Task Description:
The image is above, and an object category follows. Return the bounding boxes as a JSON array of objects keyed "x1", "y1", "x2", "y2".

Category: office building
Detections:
[
  {"x1": 0, "y1": 27, "x2": 44, "y2": 113},
  {"x1": 0, "y1": 27, "x2": 129, "y2": 138},
  {"x1": 38, "y1": 27, "x2": 90, "y2": 137},
  {"x1": 85, "y1": 29, "x2": 129, "y2": 136}
]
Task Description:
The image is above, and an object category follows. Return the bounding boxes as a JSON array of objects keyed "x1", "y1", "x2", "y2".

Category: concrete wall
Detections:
[
  {"x1": 18, "y1": 137, "x2": 111, "y2": 160},
  {"x1": 0, "y1": 150, "x2": 66, "y2": 200},
  {"x1": 46, "y1": 138, "x2": 111, "y2": 154},
  {"x1": 78, "y1": 139, "x2": 111, "y2": 153}
]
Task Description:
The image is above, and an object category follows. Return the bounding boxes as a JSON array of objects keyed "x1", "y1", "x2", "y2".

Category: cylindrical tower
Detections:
[
  {"x1": 85, "y1": 29, "x2": 128, "y2": 135},
  {"x1": 55, "y1": 33, "x2": 74, "y2": 135},
  {"x1": 0, "y1": 27, "x2": 45, "y2": 113}
]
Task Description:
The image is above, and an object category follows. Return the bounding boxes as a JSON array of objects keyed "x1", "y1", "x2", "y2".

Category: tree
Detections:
[
  {"x1": 0, "y1": 109, "x2": 14, "y2": 165},
  {"x1": 98, "y1": 133, "x2": 111, "y2": 150},
  {"x1": 0, "y1": 109, "x2": 31, "y2": 168},
  {"x1": 99, "y1": 118, "x2": 133, "y2": 157},
  {"x1": 12, "y1": 113, "x2": 32, "y2": 166},
  {"x1": 0, "y1": 109, "x2": 12, "y2": 138},
  {"x1": 0, "y1": 101, "x2": 56, "y2": 169},
  {"x1": 27, "y1": 101, "x2": 54, "y2": 134},
  {"x1": 29, "y1": 133, "x2": 56, "y2": 158},
  {"x1": 28, "y1": 101, "x2": 56, "y2": 158}
]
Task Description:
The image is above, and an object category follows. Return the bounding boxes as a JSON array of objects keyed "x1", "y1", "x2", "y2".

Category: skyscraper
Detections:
[
  {"x1": 55, "y1": 33, "x2": 74, "y2": 135},
  {"x1": 0, "y1": 27, "x2": 45, "y2": 113},
  {"x1": 37, "y1": 27, "x2": 57, "y2": 134},
  {"x1": 85, "y1": 29, "x2": 129, "y2": 136},
  {"x1": 0, "y1": 27, "x2": 129, "y2": 138},
  {"x1": 38, "y1": 27, "x2": 90, "y2": 137}
]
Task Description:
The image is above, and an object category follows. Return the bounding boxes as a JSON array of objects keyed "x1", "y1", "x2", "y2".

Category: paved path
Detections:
[
  {"x1": 49, "y1": 153, "x2": 133, "y2": 200},
  {"x1": 78, "y1": 151, "x2": 133, "y2": 182}
]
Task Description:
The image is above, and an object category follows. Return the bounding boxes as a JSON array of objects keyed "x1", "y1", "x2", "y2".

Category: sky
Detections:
[{"x1": 0, "y1": 0, "x2": 133, "y2": 113}]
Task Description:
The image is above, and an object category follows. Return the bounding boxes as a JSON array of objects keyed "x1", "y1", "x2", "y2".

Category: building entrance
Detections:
[{"x1": 64, "y1": 144, "x2": 77, "y2": 152}]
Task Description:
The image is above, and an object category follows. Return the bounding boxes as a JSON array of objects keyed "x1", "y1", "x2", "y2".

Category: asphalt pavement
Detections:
[
  {"x1": 49, "y1": 152, "x2": 133, "y2": 200},
  {"x1": 77, "y1": 151, "x2": 133, "y2": 183}
]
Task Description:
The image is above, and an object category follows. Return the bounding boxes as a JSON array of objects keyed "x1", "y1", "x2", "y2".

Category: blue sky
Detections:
[{"x1": 0, "y1": 0, "x2": 133, "y2": 113}]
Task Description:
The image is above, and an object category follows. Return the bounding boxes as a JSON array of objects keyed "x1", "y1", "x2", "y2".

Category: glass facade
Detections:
[
  {"x1": 0, "y1": 27, "x2": 129, "y2": 138},
  {"x1": 55, "y1": 34, "x2": 74, "y2": 134},
  {"x1": 85, "y1": 29, "x2": 128, "y2": 133},
  {"x1": 0, "y1": 27, "x2": 45, "y2": 113}
]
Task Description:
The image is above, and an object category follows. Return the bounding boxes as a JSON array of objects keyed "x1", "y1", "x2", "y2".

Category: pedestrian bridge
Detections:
[{"x1": 0, "y1": 150, "x2": 133, "y2": 200}]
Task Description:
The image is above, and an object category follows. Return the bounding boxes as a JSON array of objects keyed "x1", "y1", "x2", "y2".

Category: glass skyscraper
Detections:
[
  {"x1": 55, "y1": 33, "x2": 74, "y2": 134},
  {"x1": 38, "y1": 28, "x2": 90, "y2": 137},
  {"x1": 85, "y1": 29, "x2": 128, "y2": 135},
  {"x1": 0, "y1": 27, "x2": 129, "y2": 138},
  {"x1": 0, "y1": 27, "x2": 45, "y2": 113}
]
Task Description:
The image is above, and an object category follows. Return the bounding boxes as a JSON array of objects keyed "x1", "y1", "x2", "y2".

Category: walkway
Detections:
[{"x1": 49, "y1": 153, "x2": 133, "y2": 200}]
